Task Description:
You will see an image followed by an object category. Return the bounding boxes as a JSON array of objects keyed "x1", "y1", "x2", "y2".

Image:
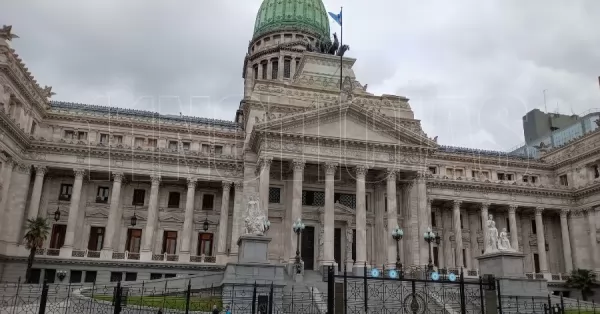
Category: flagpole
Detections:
[{"x1": 339, "y1": 6, "x2": 343, "y2": 92}]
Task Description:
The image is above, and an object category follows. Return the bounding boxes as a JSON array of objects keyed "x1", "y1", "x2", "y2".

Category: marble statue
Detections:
[
  {"x1": 484, "y1": 216, "x2": 516, "y2": 254},
  {"x1": 498, "y1": 228, "x2": 512, "y2": 251},
  {"x1": 488, "y1": 221, "x2": 499, "y2": 252},
  {"x1": 244, "y1": 195, "x2": 269, "y2": 236}
]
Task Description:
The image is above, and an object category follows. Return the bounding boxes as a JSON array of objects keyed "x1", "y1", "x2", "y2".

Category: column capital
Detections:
[
  {"x1": 14, "y1": 163, "x2": 31, "y2": 175},
  {"x1": 480, "y1": 202, "x2": 490, "y2": 210},
  {"x1": 453, "y1": 200, "x2": 462, "y2": 208},
  {"x1": 535, "y1": 207, "x2": 544, "y2": 215},
  {"x1": 560, "y1": 209, "x2": 570, "y2": 218},
  {"x1": 234, "y1": 181, "x2": 243, "y2": 191},
  {"x1": 508, "y1": 204, "x2": 518, "y2": 214},
  {"x1": 4, "y1": 158, "x2": 16, "y2": 168},
  {"x1": 324, "y1": 162, "x2": 338, "y2": 175},
  {"x1": 292, "y1": 159, "x2": 305, "y2": 172},
  {"x1": 112, "y1": 172, "x2": 125, "y2": 183},
  {"x1": 259, "y1": 156, "x2": 273, "y2": 170},
  {"x1": 427, "y1": 197, "x2": 434, "y2": 206},
  {"x1": 222, "y1": 181, "x2": 232, "y2": 191},
  {"x1": 385, "y1": 168, "x2": 397, "y2": 181},
  {"x1": 73, "y1": 168, "x2": 86, "y2": 179},
  {"x1": 355, "y1": 165, "x2": 369, "y2": 177},
  {"x1": 187, "y1": 177, "x2": 197, "y2": 189},
  {"x1": 34, "y1": 165, "x2": 48, "y2": 177},
  {"x1": 150, "y1": 174, "x2": 161, "y2": 185}
]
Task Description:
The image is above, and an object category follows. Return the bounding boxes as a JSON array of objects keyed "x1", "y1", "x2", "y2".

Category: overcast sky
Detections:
[{"x1": 2, "y1": 0, "x2": 599, "y2": 151}]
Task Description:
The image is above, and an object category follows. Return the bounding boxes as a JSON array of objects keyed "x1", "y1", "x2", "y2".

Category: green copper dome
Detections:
[{"x1": 253, "y1": 0, "x2": 331, "y2": 40}]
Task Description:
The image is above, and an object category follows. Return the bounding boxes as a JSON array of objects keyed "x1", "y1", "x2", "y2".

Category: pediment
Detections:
[
  {"x1": 86, "y1": 208, "x2": 109, "y2": 219},
  {"x1": 254, "y1": 102, "x2": 436, "y2": 147},
  {"x1": 160, "y1": 213, "x2": 183, "y2": 223},
  {"x1": 317, "y1": 202, "x2": 355, "y2": 215}
]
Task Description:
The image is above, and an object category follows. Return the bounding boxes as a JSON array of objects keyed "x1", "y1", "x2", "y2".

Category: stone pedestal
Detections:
[{"x1": 237, "y1": 235, "x2": 271, "y2": 264}]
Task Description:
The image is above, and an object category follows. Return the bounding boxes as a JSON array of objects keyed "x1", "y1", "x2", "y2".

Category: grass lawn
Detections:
[{"x1": 94, "y1": 294, "x2": 222, "y2": 311}]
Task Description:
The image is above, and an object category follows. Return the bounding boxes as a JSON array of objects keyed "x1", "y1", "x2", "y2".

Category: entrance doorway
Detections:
[
  {"x1": 334, "y1": 228, "x2": 341, "y2": 271},
  {"x1": 301, "y1": 226, "x2": 315, "y2": 270}
]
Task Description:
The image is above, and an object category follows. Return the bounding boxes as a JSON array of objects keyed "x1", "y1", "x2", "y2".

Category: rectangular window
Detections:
[
  {"x1": 253, "y1": 64, "x2": 259, "y2": 80},
  {"x1": 455, "y1": 169, "x2": 464, "y2": 177},
  {"x1": 148, "y1": 138, "x2": 157, "y2": 147},
  {"x1": 429, "y1": 167, "x2": 437, "y2": 174},
  {"x1": 559, "y1": 175, "x2": 569, "y2": 186},
  {"x1": 126, "y1": 229, "x2": 142, "y2": 253},
  {"x1": 462, "y1": 249, "x2": 467, "y2": 267},
  {"x1": 268, "y1": 187, "x2": 281, "y2": 204},
  {"x1": 150, "y1": 273, "x2": 162, "y2": 280},
  {"x1": 202, "y1": 194, "x2": 214, "y2": 210},
  {"x1": 70, "y1": 270, "x2": 82, "y2": 283},
  {"x1": 182, "y1": 142, "x2": 191, "y2": 151},
  {"x1": 506, "y1": 174, "x2": 514, "y2": 181},
  {"x1": 64, "y1": 130, "x2": 74, "y2": 139},
  {"x1": 533, "y1": 253, "x2": 540, "y2": 273},
  {"x1": 531, "y1": 220, "x2": 537, "y2": 234},
  {"x1": 431, "y1": 211, "x2": 437, "y2": 227},
  {"x1": 271, "y1": 60, "x2": 279, "y2": 79},
  {"x1": 261, "y1": 62, "x2": 267, "y2": 80},
  {"x1": 84, "y1": 271, "x2": 97, "y2": 283},
  {"x1": 197, "y1": 233, "x2": 214, "y2": 256},
  {"x1": 506, "y1": 218, "x2": 510, "y2": 233},
  {"x1": 295, "y1": 57, "x2": 301, "y2": 73},
  {"x1": 446, "y1": 168, "x2": 454, "y2": 177},
  {"x1": 110, "y1": 272, "x2": 122, "y2": 282},
  {"x1": 594, "y1": 165, "x2": 600, "y2": 179},
  {"x1": 26, "y1": 269, "x2": 41, "y2": 284},
  {"x1": 201, "y1": 144, "x2": 210, "y2": 153},
  {"x1": 531, "y1": 176, "x2": 538, "y2": 183},
  {"x1": 522, "y1": 175, "x2": 529, "y2": 183},
  {"x1": 162, "y1": 231, "x2": 178, "y2": 254},
  {"x1": 30, "y1": 121, "x2": 37, "y2": 135},
  {"x1": 49, "y1": 224, "x2": 67, "y2": 249},
  {"x1": 168, "y1": 192, "x2": 180, "y2": 208},
  {"x1": 113, "y1": 135, "x2": 123, "y2": 144},
  {"x1": 134, "y1": 137, "x2": 145, "y2": 147},
  {"x1": 165, "y1": 273, "x2": 177, "y2": 279},
  {"x1": 77, "y1": 131, "x2": 87, "y2": 140},
  {"x1": 125, "y1": 272, "x2": 137, "y2": 282},
  {"x1": 497, "y1": 173, "x2": 505, "y2": 181},
  {"x1": 87, "y1": 227, "x2": 105, "y2": 251},
  {"x1": 283, "y1": 59, "x2": 291, "y2": 78},
  {"x1": 96, "y1": 186, "x2": 109, "y2": 203},
  {"x1": 433, "y1": 247, "x2": 439, "y2": 267},
  {"x1": 99, "y1": 133, "x2": 109, "y2": 143},
  {"x1": 59, "y1": 184, "x2": 73, "y2": 201},
  {"x1": 214, "y1": 145, "x2": 223, "y2": 155},
  {"x1": 132, "y1": 189, "x2": 145, "y2": 206},
  {"x1": 168, "y1": 141, "x2": 178, "y2": 150},
  {"x1": 303, "y1": 190, "x2": 325, "y2": 207}
]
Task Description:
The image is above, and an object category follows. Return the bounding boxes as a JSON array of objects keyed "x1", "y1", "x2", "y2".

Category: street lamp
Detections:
[
  {"x1": 53, "y1": 206, "x2": 61, "y2": 222},
  {"x1": 423, "y1": 227, "x2": 441, "y2": 271},
  {"x1": 292, "y1": 218, "x2": 306, "y2": 274},
  {"x1": 391, "y1": 227, "x2": 404, "y2": 272},
  {"x1": 130, "y1": 205, "x2": 138, "y2": 226}
]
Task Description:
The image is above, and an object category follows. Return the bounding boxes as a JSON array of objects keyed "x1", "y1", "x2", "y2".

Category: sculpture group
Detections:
[
  {"x1": 485, "y1": 214, "x2": 515, "y2": 254},
  {"x1": 244, "y1": 196, "x2": 269, "y2": 236}
]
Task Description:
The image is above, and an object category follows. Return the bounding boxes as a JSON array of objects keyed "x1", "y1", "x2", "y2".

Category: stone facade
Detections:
[{"x1": 0, "y1": 17, "x2": 600, "y2": 285}]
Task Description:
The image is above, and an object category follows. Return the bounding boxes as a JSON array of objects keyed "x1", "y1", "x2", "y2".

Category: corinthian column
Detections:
[
  {"x1": 480, "y1": 202, "x2": 489, "y2": 254},
  {"x1": 258, "y1": 156, "x2": 272, "y2": 216},
  {"x1": 353, "y1": 165, "x2": 369, "y2": 274},
  {"x1": 5, "y1": 163, "x2": 32, "y2": 245},
  {"x1": 586, "y1": 208, "x2": 599, "y2": 270},
  {"x1": 508, "y1": 205, "x2": 519, "y2": 251},
  {"x1": 217, "y1": 181, "x2": 233, "y2": 263},
  {"x1": 560, "y1": 209, "x2": 574, "y2": 272},
  {"x1": 140, "y1": 174, "x2": 161, "y2": 261},
  {"x1": 0, "y1": 159, "x2": 15, "y2": 219},
  {"x1": 229, "y1": 181, "x2": 244, "y2": 255},
  {"x1": 534, "y1": 207, "x2": 548, "y2": 273},
  {"x1": 288, "y1": 160, "x2": 305, "y2": 263},
  {"x1": 386, "y1": 169, "x2": 398, "y2": 268},
  {"x1": 322, "y1": 162, "x2": 338, "y2": 270},
  {"x1": 453, "y1": 200, "x2": 463, "y2": 267},
  {"x1": 27, "y1": 165, "x2": 48, "y2": 219},
  {"x1": 179, "y1": 178, "x2": 197, "y2": 262},
  {"x1": 101, "y1": 172, "x2": 124, "y2": 258},
  {"x1": 60, "y1": 169, "x2": 86, "y2": 257}
]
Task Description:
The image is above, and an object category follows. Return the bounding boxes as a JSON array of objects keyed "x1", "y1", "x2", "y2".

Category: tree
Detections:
[
  {"x1": 23, "y1": 217, "x2": 50, "y2": 283},
  {"x1": 566, "y1": 268, "x2": 596, "y2": 301}
]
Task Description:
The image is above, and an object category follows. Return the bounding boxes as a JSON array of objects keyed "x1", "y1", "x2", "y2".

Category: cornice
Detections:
[
  {"x1": 542, "y1": 131, "x2": 600, "y2": 168},
  {"x1": 431, "y1": 151, "x2": 550, "y2": 170},
  {"x1": 0, "y1": 106, "x2": 31, "y2": 149},
  {"x1": 426, "y1": 176, "x2": 574, "y2": 198},
  {"x1": 0, "y1": 47, "x2": 50, "y2": 113}
]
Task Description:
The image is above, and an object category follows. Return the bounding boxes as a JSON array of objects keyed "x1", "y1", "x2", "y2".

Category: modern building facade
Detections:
[{"x1": 1, "y1": 0, "x2": 600, "y2": 288}]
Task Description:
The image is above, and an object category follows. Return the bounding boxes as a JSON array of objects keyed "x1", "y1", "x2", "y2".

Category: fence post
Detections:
[
  {"x1": 38, "y1": 280, "x2": 49, "y2": 314},
  {"x1": 251, "y1": 282, "x2": 257, "y2": 314},
  {"x1": 327, "y1": 266, "x2": 335, "y2": 314},
  {"x1": 460, "y1": 268, "x2": 466, "y2": 314},
  {"x1": 363, "y1": 262, "x2": 368, "y2": 313},
  {"x1": 268, "y1": 282, "x2": 274, "y2": 314},
  {"x1": 560, "y1": 293, "x2": 565, "y2": 314},
  {"x1": 113, "y1": 281, "x2": 122, "y2": 314},
  {"x1": 548, "y1": 294, "x2": 552, "y2": 314},
  {"x1": 496, "y1": 280, "x2": 503, "y2": 314},
  {"x1": 184, "y1": 279, "x2": 191, "y2": 314},
  {"x1": 343, "y1": 266, "x2": 348, "y2": 314},
  {"x1": 479, "y1": 276, "x2": 485, "y2": 314}
]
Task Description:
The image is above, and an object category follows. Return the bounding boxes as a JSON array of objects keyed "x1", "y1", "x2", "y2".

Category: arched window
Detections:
[
  {"x1": 271, "y1": 58, "x2": 279, "y2": 79},
  {"x1": 283, "y1": 58, "x2": 291, "y2": 79},
  {"x1": 261, "y1": 61, "x2": 267, "y2": 80},
  {"x1": 253, "y1": 64, "x2": 259, "y2": 80}
]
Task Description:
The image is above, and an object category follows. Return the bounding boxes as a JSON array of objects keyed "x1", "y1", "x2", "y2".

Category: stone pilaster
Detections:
[
  {"x1": 101, "y1": 172, "x2": 124, "y2": 258},
  {"x1": 386, "y1": 169, "x2": 398, "y2": 268},
  {"x1": 288, "y1": 160, "x2": 305, "y2": 262},
  {"x1": 416, "y1": 174, "x2": 429, "y2": 265},
  {"x1": 258, "y1": 156, "x2": 272, "y2": 217},
  {"x1": 508, "y1": 205, "x2": 519, "y2": 251},
  {"x1": 140, "y1": 174, "x2": 161, "y2": 261},
  {"x1": 353, "y1": 165, "x2": 369, "y2": 274},
  {"x1": 229, "y1": 181, "x2": 244, "y2": 256},
  {"x1": 586, "y1": 208, "x2": 599, "y2": 270},
  {"x1": 179, "y1": 177, "x2": 198, "y2": 262},
  {"x1": 453, "y1": 200, "x2": 463, "y2": 267},
  {"x1": 27, "y1": 165, "x2": 47, "y2": 219},
  {"x1": 560, "y1": 209, "x2": 574, "y2": 272},
  {"x1": 60, "y1": 168, "x2": 86, "y2": 257},
  {"x1": 4, "y1": 163, "x2": 32, "y2": 245},
  {"x1": 217, "y1": 181, "x2": 233, "y2": 263},
  {"x1": 480, "y1": 202, "x2": 489, "y2": 254},
  {"x1": 373, "y1": 183, "x2": 386, "y2": 267},
  {"x1": 0, "y1": 159, "x2": 15, "y2": 224},
  {"x1": 534, "y1": 207, "x2": 548, "y2": 273},
  {"x1": 322, "y1": 162, "x2": 337, "y2": 268}
]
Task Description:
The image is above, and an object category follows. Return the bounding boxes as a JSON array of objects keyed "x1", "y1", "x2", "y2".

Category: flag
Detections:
[{"x1": 328, "y1": 10, "x2": 342, "y2": 26}]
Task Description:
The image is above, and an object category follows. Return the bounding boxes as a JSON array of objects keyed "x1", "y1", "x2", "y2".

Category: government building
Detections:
[{"x1": 0, "y1": 0, "x2": 599, "y2": 288}]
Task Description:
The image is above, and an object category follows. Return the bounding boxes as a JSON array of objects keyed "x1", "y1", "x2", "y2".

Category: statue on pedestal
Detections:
[
  {"x1": 244, "y1": 196, "x2": 270, "y2": 236},
  {"x1": 484, "y1": 216, "x2": 516, "y2": 254}
]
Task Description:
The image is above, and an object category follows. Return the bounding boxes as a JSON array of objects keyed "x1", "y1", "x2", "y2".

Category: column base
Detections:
[
  {"x1": 140, "y1": 251, "x2": 153, "y2": 261},
  {"x1": 320, "y1": 261, "x2": 338, "y2": 276},
  {"x1": 59, "y1": 247, "x2": 73, "y2": 258},
  {"x1": 179, "y1": 252, "x2": 191, "y2": 263},
  {"x1": 353, "y1": 263, "x2": 371, "y2": 276},
  {"x1": 100, "y1": 249, "x2": 113, "y2": 260},
  {"x1": 345, "y1": 260, "x2": 355, "y2": 273}
]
